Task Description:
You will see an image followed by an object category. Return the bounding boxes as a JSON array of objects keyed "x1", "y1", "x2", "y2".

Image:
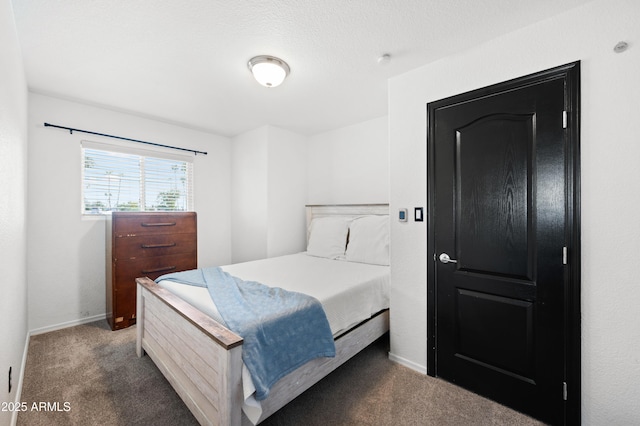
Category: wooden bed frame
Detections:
[{"x1": 136, "y1": 204, "x2": 389, "y2": 425}]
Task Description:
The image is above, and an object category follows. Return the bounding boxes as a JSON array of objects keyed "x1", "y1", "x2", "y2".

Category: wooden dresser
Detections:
[{"x1": 106, "y1": 212, "x2": 197, "y2": 330}]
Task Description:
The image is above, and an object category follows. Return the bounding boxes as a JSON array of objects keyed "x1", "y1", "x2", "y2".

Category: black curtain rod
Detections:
[{"x1": 44, "y1": 123, "x2": 208, "y2": 156}]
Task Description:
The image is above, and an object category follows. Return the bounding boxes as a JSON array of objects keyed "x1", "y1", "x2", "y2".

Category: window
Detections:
[{"x1": 81, "y1": 141, "x2": 194, "y2": 215}]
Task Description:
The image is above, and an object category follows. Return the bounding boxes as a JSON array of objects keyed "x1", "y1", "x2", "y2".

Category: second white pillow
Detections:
[{"x1": 345, "y1": 215, "x2": 389, "y2": 265}]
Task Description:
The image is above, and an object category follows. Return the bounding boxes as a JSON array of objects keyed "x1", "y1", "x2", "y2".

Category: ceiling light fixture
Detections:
[{"x1": 247, "y1": 55, "x2": 290, "y2": 88}]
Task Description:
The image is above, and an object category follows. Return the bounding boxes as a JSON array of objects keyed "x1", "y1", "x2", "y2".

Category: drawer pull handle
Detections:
[
  {"x1": 142, "y1": 266, "x2": 176, "y2": 274},
  {"x1": 141, "y1": 222, "x2": 176, "y2": 227},
  {"x1": 141, "y1": 243, "x2": 176, "y2": 249}
]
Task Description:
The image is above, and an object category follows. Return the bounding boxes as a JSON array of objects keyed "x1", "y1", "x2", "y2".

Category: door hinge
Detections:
[
  {"x1": 563, "y1": 381, "x2": 568, "y2": 401},
  {"x1": 563, "y1": 247, "x2": 568, "y2": 265},
  {"x1": 562, "y1": 110, "x2": 568, "y2": 129}
]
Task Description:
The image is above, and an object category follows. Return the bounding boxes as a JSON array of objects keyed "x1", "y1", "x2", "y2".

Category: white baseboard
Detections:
[
  {"x1": 388, "y1": 351, "x2": 427, "y2": 375},
  {"x1": 11, "y1": 332, "x2": 30, "y2": 426},
  {"x1": 29, "y1": 313, "x2": 106, "y2": 336}
]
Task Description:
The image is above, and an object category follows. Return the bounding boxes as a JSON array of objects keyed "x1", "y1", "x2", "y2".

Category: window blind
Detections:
[{"x1": 81, "y1": 140, "x2": 194, "y2": 214}]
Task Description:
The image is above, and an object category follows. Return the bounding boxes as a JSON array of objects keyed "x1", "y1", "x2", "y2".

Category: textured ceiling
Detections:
[{"x1": 12, "y1": 0, "x2": 592, "y2": 137}]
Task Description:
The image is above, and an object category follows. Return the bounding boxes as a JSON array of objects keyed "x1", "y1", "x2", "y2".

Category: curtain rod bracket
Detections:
[{"x1": 44, "y1": 122, "x2": 208, "y2": 156}]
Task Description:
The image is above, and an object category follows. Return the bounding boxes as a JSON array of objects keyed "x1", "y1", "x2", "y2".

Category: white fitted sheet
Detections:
[
  {"x1": 157, "y1": 252, "x2": 390, "y2": 337},
  {"x1": 156, "y1": 252, "x2": 390, "y2": 424}
]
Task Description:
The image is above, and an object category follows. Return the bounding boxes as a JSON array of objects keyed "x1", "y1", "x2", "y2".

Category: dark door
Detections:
[{"x1": 427, "y1": 63, "x2": 580, "y2": 425}]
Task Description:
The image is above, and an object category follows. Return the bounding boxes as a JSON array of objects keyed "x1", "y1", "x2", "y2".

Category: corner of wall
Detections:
[{"x1": 0, "y1": 1, "x2": 29, "y2": 424}]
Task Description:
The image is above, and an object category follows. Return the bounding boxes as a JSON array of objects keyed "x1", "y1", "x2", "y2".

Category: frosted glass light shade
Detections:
[{"x1": 248, "y1": 56, "x2": 290, "y2": 88}]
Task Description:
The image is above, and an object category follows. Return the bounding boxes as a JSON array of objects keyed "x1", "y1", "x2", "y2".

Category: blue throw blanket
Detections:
[{"x1": 156, "y1": 267, "x2": 336, "y2": 400}]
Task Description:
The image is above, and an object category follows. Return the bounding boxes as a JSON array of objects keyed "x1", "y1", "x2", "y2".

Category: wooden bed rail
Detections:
[{"x1": 136, "y1": 277, "x2": 243, "y2": 350}]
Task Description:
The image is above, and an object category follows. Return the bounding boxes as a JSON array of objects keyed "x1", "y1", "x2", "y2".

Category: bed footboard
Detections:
[{"x1": 136, "y1": 277, "x2": 244, "y2": 426}]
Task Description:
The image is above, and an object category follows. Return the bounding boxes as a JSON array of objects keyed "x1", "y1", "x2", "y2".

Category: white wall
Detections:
[
  {"x1": 231, "y1": 127, "x2": 269, "y2": 262},
  {"x1": 267, "y1": 126, "x2": 308, "y2": 257},
  {"x1": 27, "y1": 93, "x2": 232, "y2": 332},
  {"x1": 388, "y1": 0, "x2": 640, "y2": 423},
  {"x1": 231, "y1": 117, "x2": 387, "y2": 263},
  {"x1": 231, "y1": 125, "x2": 307, "y2": 263},
  {"x1": 307, "y1": 116, "x2": 388, "y2": 204},
  {"x1": 0, "y1": 1, "x2": 28, "y2": 423}
]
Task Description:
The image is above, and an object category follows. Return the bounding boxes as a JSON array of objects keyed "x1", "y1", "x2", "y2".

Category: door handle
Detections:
[{"x1": 439, "y1": 253, "x2": 458, "y2": 264}]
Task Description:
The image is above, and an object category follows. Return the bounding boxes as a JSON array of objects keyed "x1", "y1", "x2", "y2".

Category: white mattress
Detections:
[
  {"x1": 157, "y1": 252, "x2": 390, "y2": 337},
  {"x1": 156, "y1": 252, "x2": 390, "y2": 424}
]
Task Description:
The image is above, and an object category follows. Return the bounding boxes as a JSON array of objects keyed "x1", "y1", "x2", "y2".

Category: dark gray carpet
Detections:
[{"x1": 18, "y1": 321, "x2": 544, "y2": 425}]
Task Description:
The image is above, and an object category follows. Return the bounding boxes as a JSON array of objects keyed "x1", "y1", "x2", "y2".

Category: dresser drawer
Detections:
[
  {"x1": 115, "y1": 253, "x2": 197, "y2": 282},
  {"x1": 114, "y1": 233, "x2": 196, "y2": 259},
  {"x1": 113, "y1": 212, "x2": 196, "y2": 236}
]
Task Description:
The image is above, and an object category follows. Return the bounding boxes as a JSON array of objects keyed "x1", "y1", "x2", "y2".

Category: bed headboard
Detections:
[{"x1": 305, "y1": 204, "x2": 389, "y2": 244}]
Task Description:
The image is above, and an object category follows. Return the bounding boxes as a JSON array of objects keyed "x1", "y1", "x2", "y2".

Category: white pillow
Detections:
[
  {"x1": 345, "y1": 215, "x2": 389, "y2": 265},
  {"x1": 306, "y1": 216, "x2": 351, "y2": 259}
]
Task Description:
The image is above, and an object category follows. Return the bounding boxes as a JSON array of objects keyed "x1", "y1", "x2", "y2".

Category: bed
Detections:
[{"x1": 136, "y1": 204, "x2": 390, "y2": 425}]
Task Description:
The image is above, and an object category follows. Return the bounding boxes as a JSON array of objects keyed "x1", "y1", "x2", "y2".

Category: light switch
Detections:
[
  {"x1": 398, "y1": 209, "x2": 408, "y2": 222},
  {"x1": 414, "y1": 207, "x2": 424, "y2": 222}
]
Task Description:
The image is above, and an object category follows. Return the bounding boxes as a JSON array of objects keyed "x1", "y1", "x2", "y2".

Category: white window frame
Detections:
[{"x1": 81, "y1": 140, "x2": 194, "y2": 215}]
